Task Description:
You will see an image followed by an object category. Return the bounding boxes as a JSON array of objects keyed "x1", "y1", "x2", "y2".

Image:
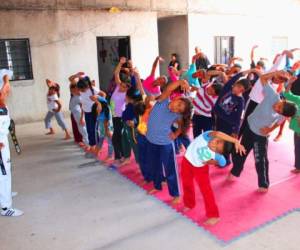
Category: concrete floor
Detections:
[{"x1": 1, "y1": 121, "x2": 300, "y2": 250}]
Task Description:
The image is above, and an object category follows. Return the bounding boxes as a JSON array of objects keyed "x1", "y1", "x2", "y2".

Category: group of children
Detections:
[{"x1": 43, "y1": 46, "x2": 300, "y2": 225}]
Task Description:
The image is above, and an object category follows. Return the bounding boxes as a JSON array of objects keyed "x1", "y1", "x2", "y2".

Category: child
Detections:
[
  {"x1": 0, "y1": 70, "x2": 23, "y2": 216},
  {"x1": 94, "y1": 96, "x2": 114, "y2": 162},
  {"x1": 69, "y1": 83, "x2": 89, "y2": 147},
  {"x1": 181, "y1": 130, "x2": 245, "y2": 225},
  {"x1": 282, "y1": 76, "x2": 300, "y2": 173},
  {"x1": 146, "y1": 79, "x2": 192, "y2": 203},
  {"x1": 111, "y1": 57, "x2": 131, "y2": 165},
  {"x1": 77, "y1": 76, "x2": 103, "y2": 156},
  {"x1": 44, "y1": 81, "x2": 71, "y2": 140},
  {"x1": 192, "y1": 82, "x2": 223, "y2": 138},
  {"x1": 229, "y1": 70, "x2": 297, "y2": 192}
]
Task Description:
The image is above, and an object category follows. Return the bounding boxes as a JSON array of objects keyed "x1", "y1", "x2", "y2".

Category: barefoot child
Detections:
[
  {"x1": 283, "y1": 76, "x2": 300, "y2": 173},
  {"x1": 229, "y1": 70, "x2": 297, "y2": 192},
  {"x1": 44, "y1": 81, "x2": 71, "y2": 139},
  {"x1": 0, "y1": 69, "x2": 23, "y2": 216},
  {"x1": 94, "y1": 96, "x2": 114, "y2": 162},
  {"x1": 181, "y1": 130, "x2": 245, "y2": 225},
  {"x1": 146, "y1": 79, "x2": 192, "y2": 203}
]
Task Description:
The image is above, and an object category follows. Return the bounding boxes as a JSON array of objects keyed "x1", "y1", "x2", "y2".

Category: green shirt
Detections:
[{"x1": 283, "y1": 91, "x2": 300, "y2": 134}]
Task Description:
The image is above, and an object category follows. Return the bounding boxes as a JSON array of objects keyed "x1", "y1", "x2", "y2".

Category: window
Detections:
[
  {"x1": 0, "y1": 39, "x2": 33, "y2": 81},
  {"x1": 214, "y1": 36, "x2": 234, "y2": 64}
]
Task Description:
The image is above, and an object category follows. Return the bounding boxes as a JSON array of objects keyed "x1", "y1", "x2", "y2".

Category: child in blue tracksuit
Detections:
[
  {"x1": 213, "y1": 71, "x2": 252, "y2": 164},
  {"x1": 146, "y1": 80, "x2": 192, "y2": 203},
  {"x1": 94, "y1": 96, "x2": 114, "y2": 161}
]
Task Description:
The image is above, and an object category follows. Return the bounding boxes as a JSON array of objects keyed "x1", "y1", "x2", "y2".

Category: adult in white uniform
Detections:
[{"x1": 0, "y1": 69, "x2": 23, "y2": 217}]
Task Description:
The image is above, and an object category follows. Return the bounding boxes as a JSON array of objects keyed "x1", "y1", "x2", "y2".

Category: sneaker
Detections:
[
  {"x1": 1, "y1": 208, "x2": 24, "y2": 217},
  {"x1": 12, "y1": 192, "x2": 18, "y2": 197}
]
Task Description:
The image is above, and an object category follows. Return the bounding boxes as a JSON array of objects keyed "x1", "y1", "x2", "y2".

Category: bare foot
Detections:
[
  {"x1": 45, "y1": 128, "x2": 55, "y2": 135},
  {"x1": 148, "y1": 188, "x2": 159, "y2": 195},
  {"x1": 226, "y1": 173, "x2": 235, "y2": 182},
  {"x1": 64, "y1": 134, "x2": 71, "y2": 140},
  {"x1": 291, "y1": 168, "x2": 300, "y2": 174},
  {"x1": 171, "y1": 196, "x2": 180, "y2": 205},
  {"x1": 204, "y1": 217, "x2": 220, "y2": 226},
  {"x1": 120, "y1": 158, "x2": 131, "y2": 166},
  {"x1": 183, "y1": 207, "x2": 191, "y2": 213},
  {"x1": 257, "y1": 187, "x2": 268, "y2": 193},
  {"x1": 273, "y1": 134, "x2": 282, "y2": 142}
]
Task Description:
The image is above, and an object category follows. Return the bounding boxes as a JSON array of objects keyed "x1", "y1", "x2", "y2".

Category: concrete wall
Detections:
[
  {"x1": 0, "y1": 10, "x2": 159, "y2": 123},
  {"x1": 158, "y1": 15, "x2": 189, "y2": 76}
]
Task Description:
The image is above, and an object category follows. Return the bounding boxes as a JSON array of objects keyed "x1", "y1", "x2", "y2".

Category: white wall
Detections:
[
  {"x1": 158, "y1": 15, "x2": 189, "y2": 76},
  {"x1": 187, "y1": 11, "x2": 300, "y2": 69},
  {"x1": 0, "y1": 10, "x2": 159, "y2": 123}
]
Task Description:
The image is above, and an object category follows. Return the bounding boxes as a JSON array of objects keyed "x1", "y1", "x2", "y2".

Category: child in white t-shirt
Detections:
[
  {"x1": 181, "y1": 130, "x2": 245, "y2": 226},
  {"x1": 44, "y1": 83, "x2": 71, "y2": 139}
]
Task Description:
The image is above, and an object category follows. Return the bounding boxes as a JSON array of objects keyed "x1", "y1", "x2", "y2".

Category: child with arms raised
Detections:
[{"x1": 146, "y1": 79, "x2": 192, "y2": 204}]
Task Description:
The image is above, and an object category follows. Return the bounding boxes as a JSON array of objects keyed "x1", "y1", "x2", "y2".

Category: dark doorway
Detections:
[{"x1": 96, "y1": 36, "x2": 131, "y2": 91}]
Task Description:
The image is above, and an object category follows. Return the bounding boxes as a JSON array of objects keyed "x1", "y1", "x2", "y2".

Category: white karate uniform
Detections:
[{"x1": 0, "y1": 107, "x2": 12, "y2": 209}]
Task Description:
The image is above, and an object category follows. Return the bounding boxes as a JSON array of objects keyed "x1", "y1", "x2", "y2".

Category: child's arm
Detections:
[
  {"x1": 114, "y1": 57, "x2": 126, "y2": 85},
  {"x1": 260, "y1": 122, "x2": 282, "y2": 136},
  {"x1": 209, "y1": 131, "x2": 246, "y2": 156},
  {"x1": 79, "y1": 105, "x2": 85, "y2": 126},
  {"x1": 68, "y1": 72, "x2": 84, "y2": 84},
  {"x1": 150, "y1": 56, "x2": 163, "y2": 77},
  {"x1": 283, "y1": 76, "x2": 300, "y2": 103},
  {"x1": 228, "y1": 57, "x2": 243, "y2": 67},
  {"x1": 53, "y1": 100, "x2": 62, "y2": 112},
  {"x1": 157, "y1": 80, "x2": 189, "y2": 102},
  {"x1": 133, "y1": 68, "x2": 145, "y2": 96},
  {"x1": 169, "y1": 119, "x2": 183, "y2": 140},
  {"x1": 260, "y1": 70, "x2": 290, "y2": 86},
  {"x1": 250, "y1": 45, "x2": 258, "y2": 68},
  {"x1": 0, "y1": 74, "x2": 10, "y2": 101}
]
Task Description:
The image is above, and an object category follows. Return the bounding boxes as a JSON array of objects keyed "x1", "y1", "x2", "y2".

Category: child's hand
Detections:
[
  {"x1": 169, "y1": 132, "x2": 178, "y2": 140},
  {"x1": 204, "y1": 159, "x2": 218, "y2": 165},
  {"x1": 52, "y1": 108, "x2": 59, "y2": 113},
  {"x1": 180, "y1": 80, "x2": 190, "y2": 92},
  {"x1": 260, "y1": 126, "x2": 271, "y2": 136},
  {"x1": 0, "y1": 143, "x2": 4, "y2": 150},
  {"x1": 80, "y1": 119, "x2": 85, "y2": 126},
  {"x1": 234, "y1": 142, "x2": 246, "y2": 156},
  {"x1": 127, "y1": 120, "x2": 135, "y2": 128},
  {"x1": 90, "y1": 95, "x2": 98, "y2": 102}
]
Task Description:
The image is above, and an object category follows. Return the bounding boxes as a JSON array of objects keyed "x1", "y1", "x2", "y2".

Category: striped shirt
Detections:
[
  {"x1": 146, "y1": 99, "x2": 180, "y2": 145},
  {"x1": 192, "y1": 83, "x2": 217, "y2": 117}
]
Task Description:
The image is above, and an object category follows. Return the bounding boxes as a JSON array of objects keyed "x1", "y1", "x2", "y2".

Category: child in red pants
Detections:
[{"x1": 181, "y1": 131, "x2": 245, "y2": 225}]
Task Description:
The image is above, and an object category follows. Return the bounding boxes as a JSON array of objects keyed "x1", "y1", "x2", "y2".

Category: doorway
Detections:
[{"x1": 96, "y1": 36, "x2": 131, "y2": 91}]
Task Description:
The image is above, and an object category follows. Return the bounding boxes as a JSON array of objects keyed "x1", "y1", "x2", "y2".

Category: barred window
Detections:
[{"x1": 0, "y1": 39, "x2": 33, "y2": 81}]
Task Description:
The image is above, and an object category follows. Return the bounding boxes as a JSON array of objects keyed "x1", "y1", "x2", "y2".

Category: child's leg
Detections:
[
  {"x1": 112, "y1": 118, "x2": 124, "y2": 160},
  {"x1": 147, "y1": 142, "x2": 163, "y2": 191},
  {"x1": 106, "y1": 136, "x2": 114, "y2": 159},
  {"x1": 230, "y1": 124, "x2": 254, "y2": 178},
  {"x1": 192, "y1": 114, "x2": 202, "y2": 138},
  {"x1": 160, "y1": 143, "x2": 179, "y2": 198},
  {"x1": 181, "y1": 157, "x2": 196, "y2": 209},
  {"x1": 253, "y1": 135, "x2": 269, "y2": 189},
  {"x1": 54, "y1": 112, "x2": 70, "y2": 139},
  {"x1": 70, "y1": 114, "x2": 82, "y2": 143},
  {"x1": 121, "y1": 124, "x2": 131, "y2": 160},
  {"x1": 85, "y1": 112, "x2": 96, "y2": 147},
  {"x1": 44, "y1": 111, "x2": 54, "y2": 134},
  {"x1": 238, "y1": 100, "x2": 258, "y2": 138},
  {"x1": 293, "y1": 132, "x2": 300, "y2": 172},
  {"x1": 129, "y1": 127, "x2": 139, "y2": 163},
  {"x1": 137, "y1": 134, "x2": 150, "y2": 181},
  {"x1": 194, "y1": 165, "x2": 219, "y2": 219}
]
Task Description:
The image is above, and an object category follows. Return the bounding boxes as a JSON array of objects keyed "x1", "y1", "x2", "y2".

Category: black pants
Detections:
[
  {"x1": 238, "y1": 100, "x2": 258, "y2": 138},
  {"x1": 231, "y1": 123, "x2": 269, "y2": 188},
  {"x1": 192, "y1": 114, "x2": 213, "y2": 138},
  {"x1": 112, "y1": 117, "x2": 124, "y2": 160},
  {"x1": 294, "y1": 132, "x2": 300, "y2": 169}
]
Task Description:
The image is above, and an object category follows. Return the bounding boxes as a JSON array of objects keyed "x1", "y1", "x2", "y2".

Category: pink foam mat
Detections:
[{"x1": 98, "y1": 132, "x2": 300, "y2": 244}]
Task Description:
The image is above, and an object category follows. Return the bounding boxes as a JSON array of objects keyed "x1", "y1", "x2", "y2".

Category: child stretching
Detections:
[
  {"x1": 69, "y1": 83, "x2": 89, "y2": 147},
  {"x1": 93, "y1": 96, "x2": 114, "y2": 162},
  {"x1": 283, "y1": 76, "x2": 300, "y2": 173},
  {"x1": 44, "y1": 81, "x2": 70, "y2": 139},
  {"x1": 182, "y1": 131, "x2": 245, "y2": 225},
  {"x1": 229, "y1": 70, "x2": 297, "y2": 192},
  {"x1": 146, "y1": 79, "x2": 192, "y2": 204}
]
